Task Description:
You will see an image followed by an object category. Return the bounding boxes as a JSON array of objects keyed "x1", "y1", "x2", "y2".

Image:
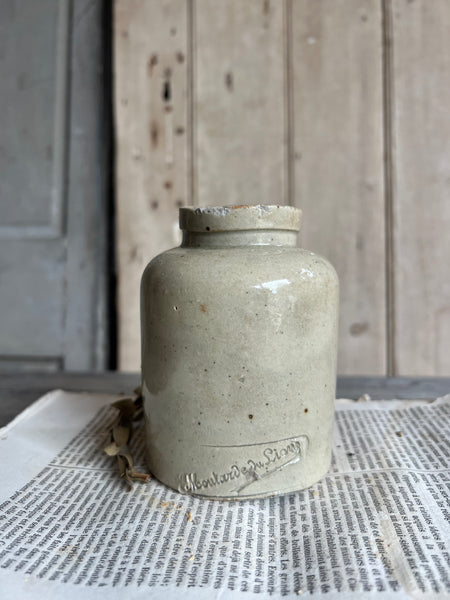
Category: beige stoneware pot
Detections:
[{"x1": 141, "y1": 205, "x2": 339, "y2": 499}]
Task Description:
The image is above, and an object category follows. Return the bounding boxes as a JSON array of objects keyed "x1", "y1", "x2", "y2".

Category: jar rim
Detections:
[{"x1": 179, "y1": 205, "x2": 302, "y2": 232}]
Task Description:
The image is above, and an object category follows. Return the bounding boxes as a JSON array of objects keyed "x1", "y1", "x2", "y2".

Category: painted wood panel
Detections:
[
  {"x1": 114, "y1": 0, "x2": 189, "y2": 370},
  {"x1": 0, "y1": 240, "x2": 66, "y2": 358},
  {"x1": 0, "y1": 0, "x2": 62, "y2": 236},
  {"x1": 0, "y1": 0, "x2": 69, "y2": 366},
  {"x1": 0, "y1": 0, "x2": 109, "y2": 371},
  {"x1": 113, "y1": 0, "x2": 450, "y2": 376},
  {"x1": 194, "y1": 0, "x2": 287, "y2": 206},
  {"x1": 64, "y1": 0, "x2": 110, "y2": 369},
  {"x1": 291, "y1": 0, "x2": 386, "y2": 375},
  {"x1": 391, "y1": 0, "x2": 450, "y2": 375}
]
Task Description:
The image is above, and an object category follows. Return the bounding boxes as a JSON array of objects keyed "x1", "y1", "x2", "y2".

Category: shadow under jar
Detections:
[{"x1": 141, "y1": 205, "x2": 339, "y2": 499}]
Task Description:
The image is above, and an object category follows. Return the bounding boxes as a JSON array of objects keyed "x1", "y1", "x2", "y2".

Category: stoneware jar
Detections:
[{"x1": 141, "y1": 205, "x2": 339, "y2": 500}]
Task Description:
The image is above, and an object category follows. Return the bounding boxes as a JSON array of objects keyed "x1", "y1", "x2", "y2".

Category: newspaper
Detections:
[{"x1": 0, "y1": 390, "x2": 449, "y2": 599}]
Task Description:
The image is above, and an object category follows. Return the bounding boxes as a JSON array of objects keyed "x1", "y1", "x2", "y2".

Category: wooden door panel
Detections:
[
  {"x1": 291, "y1": 0, "x2": 386, "y2": 374},
  {"x1": 0, "y1": 240, "x2": 65, "y2": 357},
  {"x1": 194, "y1": 0, "x2": 287, "y2": 207},
  {"x1": 0, "y1": 0, "x2": 108, "y2": 371},
  {"x1": 391, "y1": 0, "x2": 450, "y2": 375},
  {"x1": 114, "y1": 0, "x2": 189, "y2": 369}
]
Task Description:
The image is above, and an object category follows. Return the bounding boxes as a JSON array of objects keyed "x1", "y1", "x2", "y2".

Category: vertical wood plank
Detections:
[
  {"x1": 0, "y1": 0, "x2": 108, "y2": 371},
  {"x1": 114, "y1": 0, "x2": 189, "y2": 370},
  {"x1": 65, "y1": 0, "x2": 109, "y2": 370},
  {"x1": 194, "y1": 0, "x2": 287, "y2": 206},
  {"x1": 291, "y1": 0, "x2": 386, "y2": 375},
  {"x1": 391, "y1": 0, "x2": 450, "y2": 375}
]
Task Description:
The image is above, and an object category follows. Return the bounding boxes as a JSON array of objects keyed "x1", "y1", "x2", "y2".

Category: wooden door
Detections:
[{"x1": 0, "y1": 0, "x2": 110, "y2": 371}]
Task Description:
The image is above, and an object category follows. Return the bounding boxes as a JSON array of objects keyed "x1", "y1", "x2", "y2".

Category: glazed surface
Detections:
[{"x1": 141, "y1": 243, "x2": 338, "y2": 499}]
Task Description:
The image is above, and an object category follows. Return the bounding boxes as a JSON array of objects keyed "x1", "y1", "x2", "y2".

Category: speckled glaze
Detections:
[{"x1": 141, "y1": 205, "x2": 339, "y2": 499}]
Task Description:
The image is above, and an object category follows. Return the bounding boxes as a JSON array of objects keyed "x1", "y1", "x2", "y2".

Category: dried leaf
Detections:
[
  {"x1": 127, "y1": 468, "x2": 151, "y2": 482},
  {"x1": 133, "y1": 400, "x2": 144, "y2": 421},
  {"x1": 133, "y1": 405, "x2": 143, "y2": 417},
  {"x1": 113, "y1": 424, "x2": 131, "y2": 447},
  {"x1": 105, "y1": 386, "x2": 151, "y2": 489},
  {"x1": 112, "y1": 398, "x2": 137, "y2": 420},
  {"x1": 132, "y1": 408, "x2": 143, "y2": 422},
  {"x1": 117, "y1": 455, "x2": 128, "y2": 478},
  {"x1": 104, "y1": 441, "x2": 121, "y2": 456},
  {"x1": 116, "y1": 456, "x2": 131, "y2": 489},
  {"x1": 117, "y1": 449, "x2": 134, "y2": 469},
  {"x1": 133, "y1": 386, "x2": 144, "y2": 416}
]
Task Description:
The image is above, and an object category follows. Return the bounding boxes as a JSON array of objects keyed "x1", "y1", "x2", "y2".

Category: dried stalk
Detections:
[{"x1": 104, "y1": 386, "x2": 151, "y2": 490}]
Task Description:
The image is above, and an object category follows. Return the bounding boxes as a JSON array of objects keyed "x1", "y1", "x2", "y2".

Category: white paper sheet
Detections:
[{"x1": 0, "y1": 391, "x2": 449, "y2": 599}]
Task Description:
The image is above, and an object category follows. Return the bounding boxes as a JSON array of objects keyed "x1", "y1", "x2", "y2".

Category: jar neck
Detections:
[{"x1": 181, "y1": 229, "x2": 298, "y2": 248}]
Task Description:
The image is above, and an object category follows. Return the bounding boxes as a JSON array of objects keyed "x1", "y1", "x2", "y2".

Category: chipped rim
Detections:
[{"x1": 179, "y1": 205, "x2": 302, "y2": 232}]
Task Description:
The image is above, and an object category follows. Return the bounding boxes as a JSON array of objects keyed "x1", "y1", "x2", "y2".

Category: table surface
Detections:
[{"x1": 1, "y1": 372, "x2": 449, "y2": 427}]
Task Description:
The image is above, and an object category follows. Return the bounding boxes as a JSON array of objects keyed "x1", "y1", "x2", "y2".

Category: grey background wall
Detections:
[{"x1": 114, "y1": 0, "x2": 450, "y2": 376}]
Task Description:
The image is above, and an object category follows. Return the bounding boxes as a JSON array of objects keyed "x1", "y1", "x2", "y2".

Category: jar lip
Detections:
[{"x1": 179, "y1": 205, "x2": 302, "y2": 232}]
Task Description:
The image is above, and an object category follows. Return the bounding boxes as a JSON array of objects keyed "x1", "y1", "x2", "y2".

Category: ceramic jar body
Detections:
[{"x1": 141, "y1": 206, "x2": 338, "y2": 499}]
